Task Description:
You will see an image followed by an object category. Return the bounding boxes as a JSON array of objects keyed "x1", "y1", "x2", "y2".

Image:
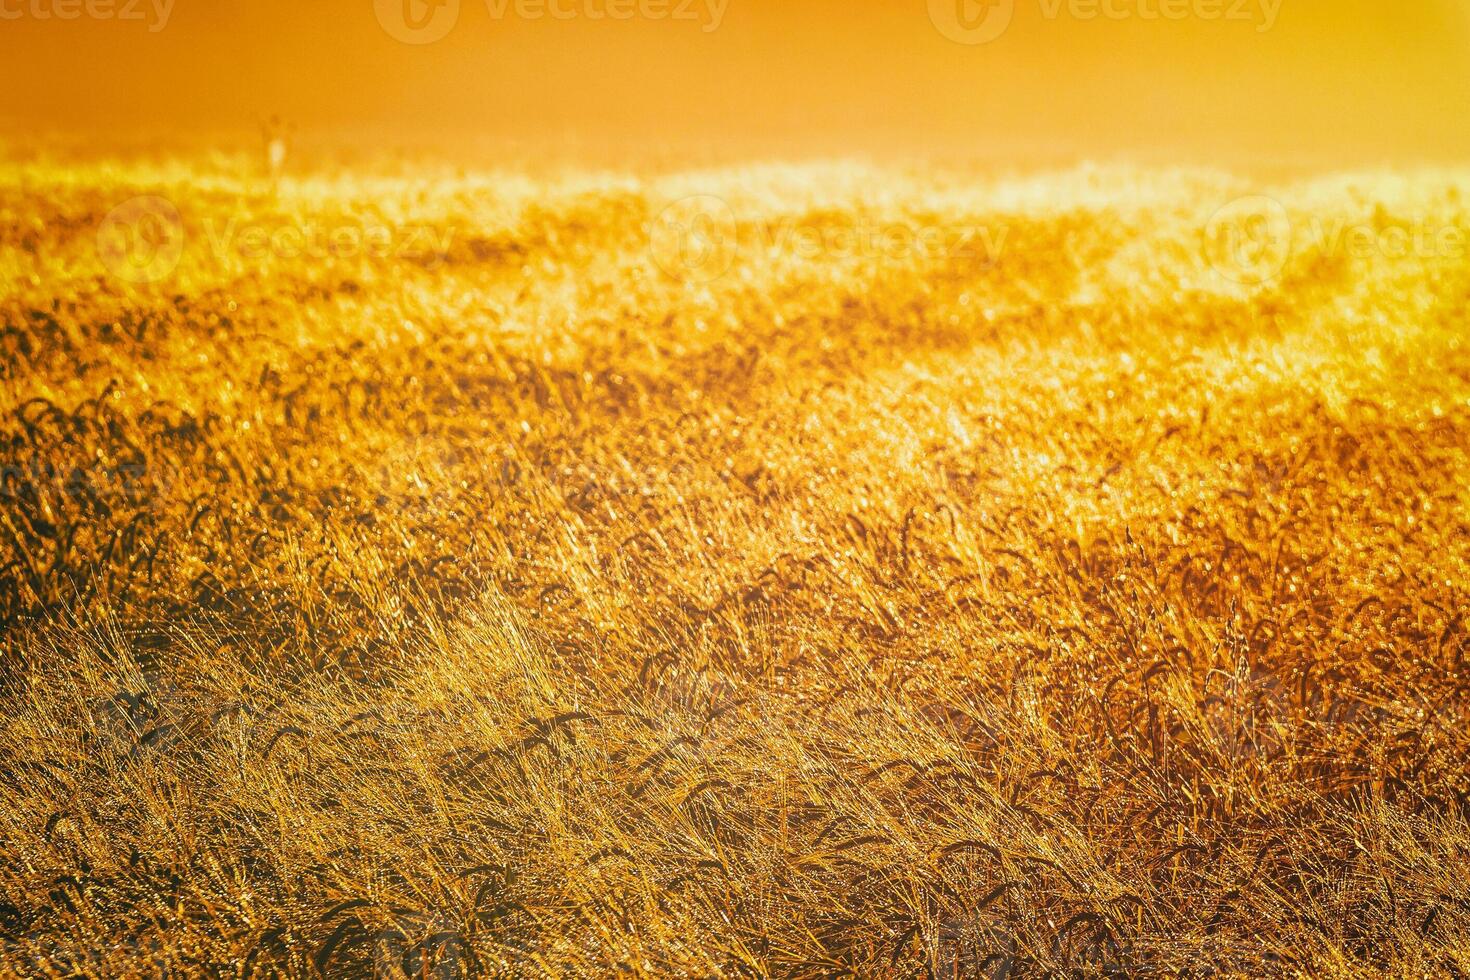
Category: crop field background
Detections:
[{"x1": 2, "y1": 154, "x2": 1470, "y2": 976}]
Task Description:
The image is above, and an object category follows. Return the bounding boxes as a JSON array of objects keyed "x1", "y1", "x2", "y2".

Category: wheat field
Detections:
[{"x1": 2, "y1": 155, "x2": 1469, "y2": 977}]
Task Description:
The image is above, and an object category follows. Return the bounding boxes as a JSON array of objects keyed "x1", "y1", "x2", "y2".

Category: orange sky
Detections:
[{"x1": 2, "y1": 0, "x2": 1468, "y2": 163}]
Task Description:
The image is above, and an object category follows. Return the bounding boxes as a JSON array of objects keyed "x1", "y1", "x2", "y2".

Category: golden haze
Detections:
[
  {"x1": 0, "y1": 0, "x2": 1468, "y2": 162},
  {"x1": 3, "y1": 1, "x2": 1470, "y2": 976}
]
